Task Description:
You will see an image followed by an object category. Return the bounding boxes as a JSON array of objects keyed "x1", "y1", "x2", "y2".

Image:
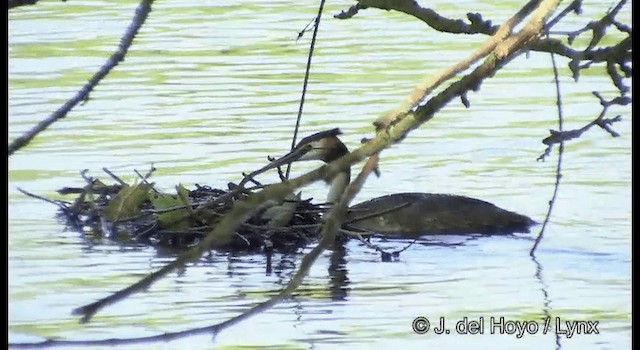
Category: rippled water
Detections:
[{"x1": 8, "y1": 1, "x2": 631, "y2": 349}]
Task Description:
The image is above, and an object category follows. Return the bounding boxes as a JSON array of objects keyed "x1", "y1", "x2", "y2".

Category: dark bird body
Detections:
[
  {"x1": 259, "y1": 129, "x2": 537, "y2": 237},
  {"x1": 345, "y1": 192, "x2": 536, "y2": 236}
]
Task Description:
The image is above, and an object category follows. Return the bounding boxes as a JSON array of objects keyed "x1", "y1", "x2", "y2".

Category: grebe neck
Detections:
[{"x1": 326, "y1": 169, "x2": 351, "y2": 205}]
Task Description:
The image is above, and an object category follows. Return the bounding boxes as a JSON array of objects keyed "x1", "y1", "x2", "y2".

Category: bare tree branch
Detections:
[
  {"x1": 373, "y1": 0, "x2": 541, "y2": 130},
  {"x1": 540, "y1": 92, "x2": 628, "y2": 150},
  {"x1": 335, "y1": 0, "x2": 498, "y2": 34},
  {"x1": 377, "y1": 0, "x2": 562, "y2": 135},
  {"x1": 7, "y1": 0, "x2": 155, "y2": 156},
  {"x1": 337, "y1": 0, "x2": 631, "y2": 104}
]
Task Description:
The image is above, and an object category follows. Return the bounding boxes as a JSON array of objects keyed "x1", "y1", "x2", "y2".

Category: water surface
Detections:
[{"x1": 8, "y1": 1, "x2": 631, "y2": 349}]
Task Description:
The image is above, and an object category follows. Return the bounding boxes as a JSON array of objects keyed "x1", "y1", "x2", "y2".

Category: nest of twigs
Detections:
[{"x1": 24, "y1": 167, "x2": 326, "y2": 252}]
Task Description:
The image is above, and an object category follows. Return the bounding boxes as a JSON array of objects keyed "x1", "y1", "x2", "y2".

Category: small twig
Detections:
[
  {"x1": 544, "y1": 0, "x2": 582, "y2": 30},
  {"x1": 134, "y1": 165, "x2": 156, "y2": 184},
  {"x1": 133, "y1": 167, "x2": 158, "y2": 194},
  {"x1": 142, "y1": 164, "x2": 156, "y2": 180},
  {"x1": 563, "y1": 0, "x2": 626, "y2": 49},
  {"x1": 240, "y1": 172, "x2": 263, "y2": 187},
  {"x1": 537, "y1": 145, "x2": 552, "y2": 162},
  {"x1": 611, "y1": 18, "x2": 631, "y2": 34},
  {"x1": 395, "y1": 239, "x2": 418, "y2": 254},
  {"x1": 79, "y1": 169, "x2": 94, "y2": 185},
  {"x1": 245, "y1": 183, "x2": 266, "y2": 191},
  {"x1": 102, "y1": 167, "x2": 126, "y2": 186},
  {"x1": 606, "y1": 60, "x2": 629, "y2": 94},
  {"x1": 539, "y1": 92, "x2": 626, "y2": 154},
  {"x1": 295, "y1": 17, "x2": 317, "y2": 41},
  {"x1": 333, "y1": 3, "x2": 361, "y2": 19},
  {"x1": 340, "y1": 227, "x2": 371, "y2": 239},
  {"x1": 596, "y1": 115, "x2": 622, "y2": 137},
  {"x1": 341, "y1": 228, "x2": 417, "y2": 262},
  {"x1": 340, "y1": 229, "x2": 392, "y2": 262},
  {"x1": 17, "y1": 188, "x2": 69, "y2": 211},
  {"x1": 285, "y1": 0, "x2": 327, "y2": 179},
  {"x1": 267, "y1": 156, "x2": 287, "y2": 182},
  {"x1": 531, "y1": 43, "x2": 564, "y2": 256},
  {"x1": 234, "y1": 232, "x2": 251, "y2": 247},
  {"x1": 57, "y1": 187, "x2": 85, "y2": 195},
  {"x1": 133, "y1": 223, "x2": 159, "y2": 240}
]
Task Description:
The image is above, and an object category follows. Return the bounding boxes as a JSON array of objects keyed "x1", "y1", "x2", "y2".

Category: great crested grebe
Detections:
[{"x1": 259, "y1": 129, "x2": 536, "y2": 237}]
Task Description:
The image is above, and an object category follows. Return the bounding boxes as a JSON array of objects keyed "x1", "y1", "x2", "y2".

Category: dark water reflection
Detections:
[{"x1": 327, "y1": 237, "x2": 351, "y2": 302}]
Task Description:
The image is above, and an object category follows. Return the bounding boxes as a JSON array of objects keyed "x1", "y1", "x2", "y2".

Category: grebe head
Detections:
[
  {"x1": 255, "y1": 128, "x2": 349, "y2": 175},
  {"x1": 285, "y1": 128, "x2": 349, "y2": 163},
  {"x1": 247, "y1": 129, "x2": 351, "y2": 205}
]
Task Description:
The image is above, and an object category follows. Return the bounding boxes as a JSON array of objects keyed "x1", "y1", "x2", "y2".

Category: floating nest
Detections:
[{"x1": 31, "y1": 167, "x2": 327, "y2": 252}]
